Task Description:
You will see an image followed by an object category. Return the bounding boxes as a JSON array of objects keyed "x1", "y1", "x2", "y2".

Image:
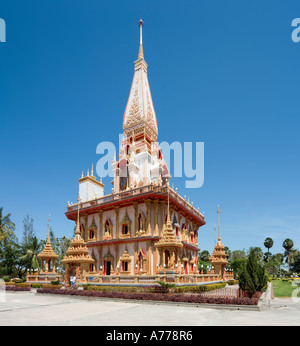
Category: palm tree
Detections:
[
  {"x1": 283, "y1": 238, "x2": 294, "y2": 271},
  {"x1": 264, "y1": 237, "x2": 274, "y2": 256},
  {"x1": 0, "y1": 207, "x2": 16, "y2": 245},
  {"x1": 21, "y1": 236, "x2": 41, "y2": 272}
]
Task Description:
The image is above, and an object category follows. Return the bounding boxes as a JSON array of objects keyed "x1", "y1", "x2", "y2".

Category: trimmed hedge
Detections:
[
  {"x1": 227, "y1": 280, "x2": 239, "y2": 285},
  {"x1": 15, "y1": 283, "x2": 31, "y2": 288},
  {"x1": 177, "y1": 283, "x2": 226, "y2": 293},
  {"x1": 36, "y1": 288, "x2": 258, "y2": 305},
  {"x1": 82, "y1": 283, "x2": 227, "y2": 294}
]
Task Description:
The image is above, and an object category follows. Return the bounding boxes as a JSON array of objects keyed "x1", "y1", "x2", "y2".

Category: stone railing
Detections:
[
  {"x1": 26, "y1": 272, "x2": 62, "y2": 283},
  {"x1": 84, "y1": 273, "x2": 223, "y2": 285},
  {"x1": 67, "y1": 185, "x2": 204, "y2": 221}
]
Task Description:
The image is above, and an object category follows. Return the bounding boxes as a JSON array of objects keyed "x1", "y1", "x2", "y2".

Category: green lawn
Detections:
[{"x1": 272, "y1": 279, "x2": 300, "y2": 298}]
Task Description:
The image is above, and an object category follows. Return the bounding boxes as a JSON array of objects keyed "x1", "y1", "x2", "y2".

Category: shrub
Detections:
[
  {"x1": 155, "y1": 281, "x2": 177, "y2": 293},
  {"x1": 50, "y1": 280, "x2": 61, "y2": 285},
  {"x1": 177, "y1": 283, "x2": 226, "y2": 293},
  {"x1": 43, "y1": 284, "x2": 62, "y2": 289},
  {"x1": 10, "y1": 278, "x2": 23, "y2": 283},
  {"x1": 2, "y1": 276, "x2": 10, "y2": 282},
  {"x1": 227, "y1": 280, "x2": 239, "y2": 285},
  {"x1": 238, "y1": 249, "x2": 268, "y2": 298},
  {"x1": 31, "y1": 283, "x2": 43, "y2": 288},
  {"x1": 15, "y1": 283, "x2": 31, "y2": 288}
]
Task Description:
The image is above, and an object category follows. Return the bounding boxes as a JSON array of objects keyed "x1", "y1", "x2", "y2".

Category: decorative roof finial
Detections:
[
  {"x1": 76, "y1": 193, "x2": 81, "y2": 236},
  {"x1": 217, "y1": 205, "x2": 221, "y2": 243},
  {"x1": 47, "y1": 214, "x2": 51, "y2": 241},
  {"x1": 91, "y1": 163, "x2": 94, "y2": 176},
  {"x1": 138, "y1": 19, "x2": 144, "y2": 59}
]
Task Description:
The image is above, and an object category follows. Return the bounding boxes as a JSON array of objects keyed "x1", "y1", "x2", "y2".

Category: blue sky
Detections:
[{"x1": 0, "y1": 0, "x2": 299, "y2": 255}]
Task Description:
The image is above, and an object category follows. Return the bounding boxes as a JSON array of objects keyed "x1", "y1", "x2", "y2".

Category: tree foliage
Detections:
[{"x1": 238, "y1": 249, "x2": 268, "y2": 297}]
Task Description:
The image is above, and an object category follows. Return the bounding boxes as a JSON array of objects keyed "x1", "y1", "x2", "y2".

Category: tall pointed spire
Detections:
[
  {"x1": 138, "y1": 19, "x2": 144, "y2": 59},
  {"x1": 75, "y1": 193, "x2": 81, "y2": 238},
  {"x1": 217, "y1": 205, "x2": 221, "y2": 244},
  {"x1": 123, "y1": 19, "x2": 158, "y2": 143},
  {"x1": 47, "y1": 214, "x2": 51, "y2": 242}
]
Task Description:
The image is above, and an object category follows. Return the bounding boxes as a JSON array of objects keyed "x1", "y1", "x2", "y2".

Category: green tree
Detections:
[
  {"x1": 0, "y1": 241, "x2": 23, "y2": 278},
  {"x1": 248, "y1": 247, "x2": 263, "y2": 260},
  {"x1": 264, "y1": 237, "x2": 274, "y2": 258},
  {"x1": 0, "y1": 207, "x2": 16, "y2": 245},
  {"x1": 224, "y1": 246, "x2": 231, "y2": 260},
  {"x1": 198, "y1": 250, "x2": 210, "y2": 262},
  {"x1": 238, "y1": 248, "x2": 268, "y2": 297},
  {"x1": 22, "y1": 215, "x2": 35, "y2": 251},
  {"x1": 21, "y1": 236, "x2": 41, "y2": 272},
  {"x1": 228, "y1": 250, "x2": 247, "y2": 278},
  {"x1": 291, "y1": 250, "x2": 300, "y2": 273},
  {"x1": 265, "y1": 253, "x2": 284, "y2": 277},
  {"x1": 283, "y1": 238, "x2": 295, "y2": 271}
]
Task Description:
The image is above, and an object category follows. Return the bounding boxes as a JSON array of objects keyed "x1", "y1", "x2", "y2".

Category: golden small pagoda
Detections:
[
  {"x1": 209, "y1": 206, "x2": 228, "y2": 279},
  {"x1": 27, "y1": 216, "x2": 61, "y2": 283},
  {"x1": 38, "y1": 220, "x2": 59, "y2": 274},
  {"x1": 155, "y1": 185, "x2": 183, "y2": 273},
  {"x1": 62, "y1": 195, "x2": 95, "y2": 286}
]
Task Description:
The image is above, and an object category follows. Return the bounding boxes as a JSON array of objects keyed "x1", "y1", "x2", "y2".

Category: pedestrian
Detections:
[{"x1": 70, "y1": 275, "x2": 74, "y2": 289}]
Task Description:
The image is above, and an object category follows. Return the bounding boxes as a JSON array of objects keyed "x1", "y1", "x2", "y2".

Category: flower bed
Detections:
[
  {"x1": 36, "y1": 288, "x2": 258, "y2": 305},
  {"x1": 4, "y1": 286, "x2": 31, "y2": 291}
]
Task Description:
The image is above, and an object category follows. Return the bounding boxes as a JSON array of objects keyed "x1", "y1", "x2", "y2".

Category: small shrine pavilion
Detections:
[
  {"x1": 209, "y1": 206, "x2": 229, "y2": 279},
  {"x1": 27, "y1": 217, "x2": 62, "y2": 283},
  {"x1": 62, "y1": 196, "x2": 95, "y2": 286}
]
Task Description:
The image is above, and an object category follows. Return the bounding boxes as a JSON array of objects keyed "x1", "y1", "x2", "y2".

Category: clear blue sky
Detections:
[{"x1": 0, "y1": 0, "x2": 299, "y2": 255}]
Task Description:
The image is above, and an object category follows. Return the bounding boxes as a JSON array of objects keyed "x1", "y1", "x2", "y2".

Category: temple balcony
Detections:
[{"x1": 66, "y1": 184, "x2": 205, "y2": 225}]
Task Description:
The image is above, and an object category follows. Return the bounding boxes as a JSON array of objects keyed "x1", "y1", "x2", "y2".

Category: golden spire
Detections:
[
  {"x1": 167, "y1": 182, "x2": 171, "y2": 224},
  {"x1": 75, "y1": 193, "x2": 81, "y2": 237},
  {"x1": 217, "y1": 205, "x2": 221, "y2": 244},
  {"x1": 47, "y1": 214, "x2": 51, "y2": 239},
  {"x1": 214, "y1": 225, "x2": 217, "y2": 245},
  {"x1": 138, "y1": 19, "x2": 144, "y2": 59}
]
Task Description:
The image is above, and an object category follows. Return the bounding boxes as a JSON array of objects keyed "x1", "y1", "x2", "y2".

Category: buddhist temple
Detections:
[{"x1": 64, "y1": 20, "x2": 233, "y2": 285}]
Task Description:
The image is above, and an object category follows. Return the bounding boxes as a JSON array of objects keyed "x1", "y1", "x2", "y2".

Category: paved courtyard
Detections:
[{"x1": 0, "y1": 291, "x2": 299, "y2": 326}]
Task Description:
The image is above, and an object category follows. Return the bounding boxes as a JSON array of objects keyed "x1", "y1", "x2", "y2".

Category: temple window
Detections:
[
  {"x1": 120, "y1": 209, "x2": 131, "y2": 238},
  {"x1": 122, "y1": 224, "x2": 129, "y2": 235},
  {"x1": 137, "y1": 213, "x2": 145, "y2": 234},
  {"x1": 120, "y1": 249, "x2": 131, "y2": 273},
  {"x1": 104, "y1": 220, "x2": 113, "y2": 239},
  {"x1": 88, "y1": 217, "x2": 97, "y2": 241},
  {"x1": 89, "y1": 229, "x2": 95, "y2": 239},
  {"x1": 138, "y1": 251, "x2": 145, "y2": 271},
  {"x1": 122, "y1": 261, "x2": 129, "y2": 272}
]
